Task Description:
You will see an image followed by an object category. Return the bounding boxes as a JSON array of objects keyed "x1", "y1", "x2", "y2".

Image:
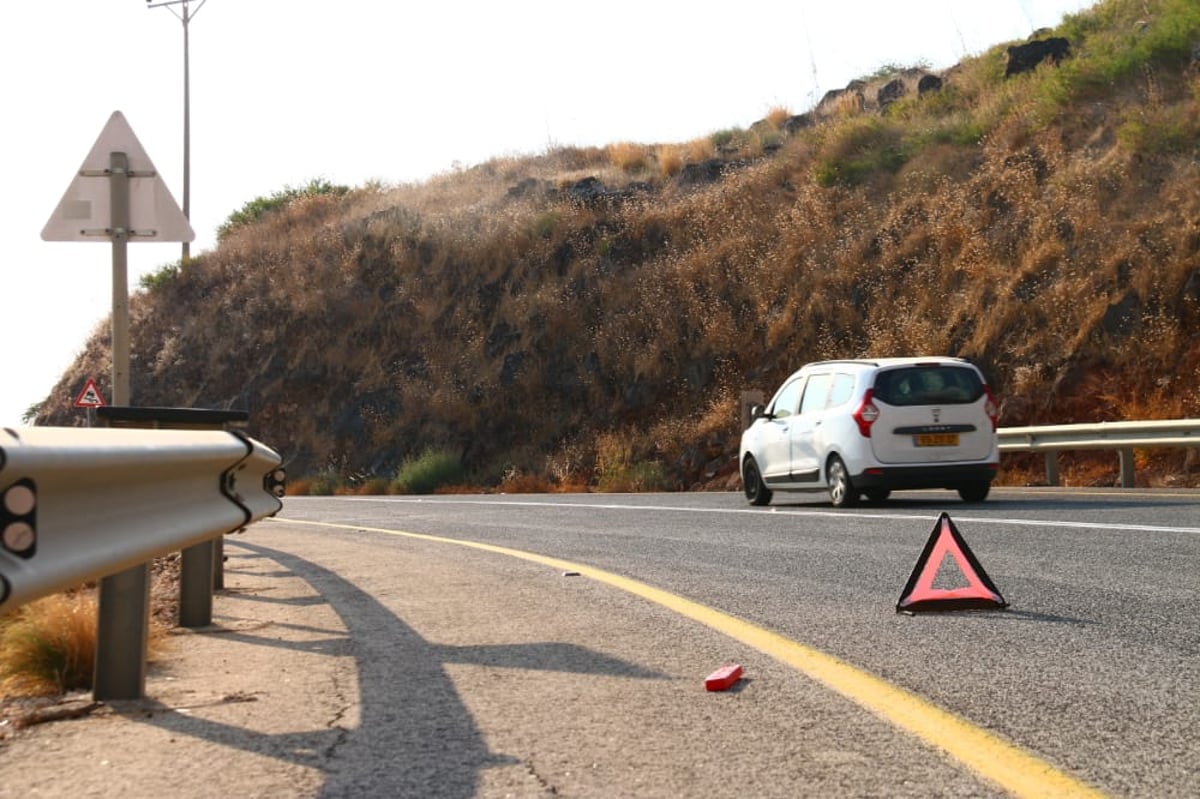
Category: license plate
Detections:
[{"x1": 915, "y1": 433, "x2": 959, "y2": 447}]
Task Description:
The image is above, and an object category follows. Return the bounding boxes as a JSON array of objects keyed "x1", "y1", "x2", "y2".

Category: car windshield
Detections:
[{"x1": 872, "y1": 365, "x2": 983, "y2": 406}]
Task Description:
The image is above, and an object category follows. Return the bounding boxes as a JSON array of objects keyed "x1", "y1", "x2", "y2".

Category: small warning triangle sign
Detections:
[
  {"x1": 73, "y1": 378, "x2": 106, "y2": 408},
  {"x1": 896, "y1": 512, "x2": 1007, "y2": 612}
]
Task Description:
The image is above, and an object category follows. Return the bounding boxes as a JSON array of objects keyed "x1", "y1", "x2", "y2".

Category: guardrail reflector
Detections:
[{"x1": 1, "y1": 478, "x2": 37, "y2": 558}]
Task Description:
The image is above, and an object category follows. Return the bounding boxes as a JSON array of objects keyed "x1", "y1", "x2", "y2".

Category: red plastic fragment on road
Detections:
[{"x1": 705, "y1": 664, "x2": 743, "y2": 692}]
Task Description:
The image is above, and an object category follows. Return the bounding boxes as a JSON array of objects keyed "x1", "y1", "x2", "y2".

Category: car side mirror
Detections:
[{"x1": 751, "y1": 404, "x2": 769, "y2": 420}]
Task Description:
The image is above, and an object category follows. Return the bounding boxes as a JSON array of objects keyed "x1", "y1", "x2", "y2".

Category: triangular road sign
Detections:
[
  {"x1": 896, "y1": 512, "x2": 1007, "y2": 612},
  {"x1": 42, "y1": 111, "x2": 194, "y2": 243},
  {"x1": 73, "y1": 378, "x2": 107, "y2": 408}
]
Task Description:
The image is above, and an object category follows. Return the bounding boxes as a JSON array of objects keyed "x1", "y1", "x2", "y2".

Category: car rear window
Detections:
[{"x1": 872, "y1": 366, "x2": 984, "y2": 406}]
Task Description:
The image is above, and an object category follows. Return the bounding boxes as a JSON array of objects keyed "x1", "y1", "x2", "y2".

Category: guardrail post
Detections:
[
  {"x1": 1044, "y1": 452, "x2": 1060, "y2": 486},
  {"x1": 213, "y1": 537, "x2": 225, "y2": 590},
  {"x1": 1119, "y1": 448, "x2": 1136, "y2": 488},
  {"x1": 94, "y1": 564, "x2": 150, "y2": 700},
  {"x1": 741, "y1": 390, "x2": 764, "y2": 431},
  {"x1": 178, "y1": 540, "x2": 215, "y2": 628}
]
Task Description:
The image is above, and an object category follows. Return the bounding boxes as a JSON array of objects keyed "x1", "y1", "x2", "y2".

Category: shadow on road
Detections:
[{"x1": 125, "y1": 539, "x2": 666, "y2": 797}]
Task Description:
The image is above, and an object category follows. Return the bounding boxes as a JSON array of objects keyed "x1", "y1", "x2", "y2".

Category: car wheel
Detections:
[
  {"x1": 827, "y1": 456, "x2": 858, "y2": 507},
  {"x1": 864, "y1": 488, "x2": 891, "y2": 504},
  {"x1": 958, "y1": 482, "x2": 990, "y2": 503},
  {"x1": 743, "y1": 457, "x2": 773, "y2": 506}
]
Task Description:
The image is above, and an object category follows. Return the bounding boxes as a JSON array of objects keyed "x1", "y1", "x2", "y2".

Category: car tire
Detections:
[
  {"x1": 958, "y1": 482, "x2": 990, "y2": 503},
  {"x1": 827, "y1": 456, "x2": 858, "y2": 507},
  {"x1": 743, "y1": 457, "x2": 773, "y2": 506},
  {"x1": 864, "y1": 488, "x2": 891, "y2": 504}
]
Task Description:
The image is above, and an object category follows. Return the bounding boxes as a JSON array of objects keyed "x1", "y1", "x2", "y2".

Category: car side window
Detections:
[
  {"x1": 798, "y1": 373, "x2": 832, "y2": 415},
  {"x1": 828, "y1": 373, "x2": 855, "y2": 408},
  {"x1": 769, "y1": 377, "x2": 805, "y2": 419}
]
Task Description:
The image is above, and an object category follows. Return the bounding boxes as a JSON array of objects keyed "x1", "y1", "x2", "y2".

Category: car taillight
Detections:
[
  {"x1": 853, "y1": 390, "x2": 879, "y2": 437},
  {"x1": 984, "y1": 385, "x2": 999, "y2": 431}
]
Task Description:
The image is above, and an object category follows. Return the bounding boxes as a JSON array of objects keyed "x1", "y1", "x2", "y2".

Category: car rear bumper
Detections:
[{"x1": 852, "y1": 463, "x2": 998, "y2": 490}]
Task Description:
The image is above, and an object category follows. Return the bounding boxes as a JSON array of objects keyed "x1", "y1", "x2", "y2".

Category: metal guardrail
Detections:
[
  {"x1": 97, "y1": 406, "x2": 254, "y2": 596},
  {"x1": 998, "y1": 419, "x2": 1200, "y2": 487},
  {"x1": 0, "y1": 426, "x2": 285, "y2": 698}
]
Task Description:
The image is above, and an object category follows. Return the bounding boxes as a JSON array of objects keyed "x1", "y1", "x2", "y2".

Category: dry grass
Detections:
[
  {"x1": 34, "y1": 0, "x2": 1200, "y2": 492},
  {"x1": 0, "y1": 593, "x2": 98, "y2": 697},
  {"x1": 353, "y1": 476, "x2": 394, "y2": 496},
  {"x1": 764, "y1": 106, "x2": 791, "y2": 130},
  {"x1": 685, "y1": 137, "x2": 715, "y2": 161},
  {"x1": 832, "y1": 90, "x2": 866, "y2": 117},
  {"x1": 0, "y1": 589, "x2": 170, "y2": 700},
  {"x1": 0, "y1": 558, "x2": 180, "y2": 709},
  {"x1": 607, "y1": 141, "x2": 649, "y2": 173},
  {"x1": 657, "y1": 145, "x2": 684, "y2": 177},
  {"x1": 496, "y1": 468, "x2": 556, "y2": 494}
]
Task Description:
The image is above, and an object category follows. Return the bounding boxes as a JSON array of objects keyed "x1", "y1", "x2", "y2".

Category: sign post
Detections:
[
  {"x1": 110, "y1": 151, "x2": 131, "y2": 407},
  {"x1": 42, "y1": 111, "x2": 194, "y2": 701}
]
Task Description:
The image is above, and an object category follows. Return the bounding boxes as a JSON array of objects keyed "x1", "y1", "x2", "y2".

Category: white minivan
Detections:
[{"x1": 740, "y1": 357, "x2": 1000, "y2": 506}]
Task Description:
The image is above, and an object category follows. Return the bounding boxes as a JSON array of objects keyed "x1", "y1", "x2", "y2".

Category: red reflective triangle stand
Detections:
[{"x1": 897, "y1": 512, "x2": 1008, "y2": 613}]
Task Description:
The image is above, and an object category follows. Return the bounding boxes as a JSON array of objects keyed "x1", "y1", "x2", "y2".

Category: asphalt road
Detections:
[
  {"x1": 272, "y1": 487, "x2": 1200, "y2": 797},
  {"x1": 2, "y1": 487, "x2": 1195, "y2": 797}
]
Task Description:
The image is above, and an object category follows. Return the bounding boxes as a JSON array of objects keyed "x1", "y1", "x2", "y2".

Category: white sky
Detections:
[{"x1": 0, "y1": 0, "x2": 1094, "y2": 427}]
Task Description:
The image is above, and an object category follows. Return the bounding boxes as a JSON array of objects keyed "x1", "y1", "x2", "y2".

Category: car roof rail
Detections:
[{"x1": 803, "y1": 359, "x2": 878, "y2": 368}]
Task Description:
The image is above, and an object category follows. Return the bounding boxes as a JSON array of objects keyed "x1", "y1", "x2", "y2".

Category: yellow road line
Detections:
[{"x1": 268, "y1": 517, "x2": 1107, "y2": 798}]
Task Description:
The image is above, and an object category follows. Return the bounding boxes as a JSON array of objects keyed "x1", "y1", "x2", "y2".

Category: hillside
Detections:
[{"x1": 35, "y1": 0, "x2": 1200, "y2": 492}]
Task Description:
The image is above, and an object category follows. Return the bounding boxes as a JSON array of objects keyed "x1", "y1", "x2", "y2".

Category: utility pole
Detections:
[{"x1": 147, "y1": 0, "x2": 207, "y2": 262}]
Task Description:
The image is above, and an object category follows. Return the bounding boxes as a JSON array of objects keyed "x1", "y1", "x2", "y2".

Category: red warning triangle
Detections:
[
  {"x1": 73, "y1": 378, "x2": 106, "y2": 408},
  {"x1": 897, "y1": 512, "x2": 1007, "y2": 612}
]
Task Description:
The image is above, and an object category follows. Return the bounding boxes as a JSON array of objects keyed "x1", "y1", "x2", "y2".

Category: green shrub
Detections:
[
  {"x1": 533, "y1": 211, "x2": 558, "y2": 239},
  {"x1": 861, "y1": 60, "x2": 931, "y2": 83},
  {"x1": 921, "y1": 116, "x2": 990, "y2": 147},
  {"x1": 709, "y1": 127, "x2": 752, "y2": 152},
  {"x1": 814, "y1": 144, "x2": 909, "y2": 188},
  {"x1": 217, "y1": 177, "x2": 349, "y2": 241},
  {"x1": 1117, "y1": 104, "x2": 1199, "y2": 154},
  {"x1": 394, "y1": 449, "x2": 465, "y2": 494},
  {"x1": 814, "y1": 116, "x2": 910, "y2": 187},
  {"x1": 138, "y1": 262, "x2": 182, "y2": 292},
  {"x1": 709, "y1": 128, "x2": 739, "y2": 148},
  {"x1": 596, "y1": 460, "x2": 668, "y2": 493},
  {"x1": 593, "y1": 432, "x2": 668, "y2": 492},
  {"x1": 1039, "y1": 0, "x2": 1200, "y2": 110}
]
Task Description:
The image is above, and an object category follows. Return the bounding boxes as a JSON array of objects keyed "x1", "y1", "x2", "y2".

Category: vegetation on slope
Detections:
[{"x1": 37, "y1": 0, "x2": 1200, "y2": 491}]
